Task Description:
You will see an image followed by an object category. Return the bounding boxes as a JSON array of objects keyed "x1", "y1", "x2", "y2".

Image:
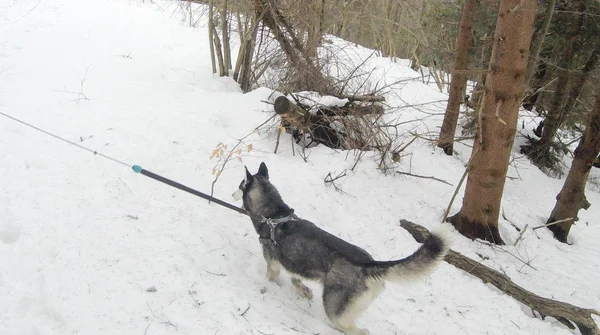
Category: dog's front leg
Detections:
[
  {"x1": 263, "y1": 247, "x2": 282, "y2": 282},
  {"x1": 266, "y1": 260, "x2": 281, "y2": 282}
]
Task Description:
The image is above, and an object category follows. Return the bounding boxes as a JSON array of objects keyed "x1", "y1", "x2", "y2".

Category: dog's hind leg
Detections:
[
  {"x1": 323, "y1": 280, "x2": 384, "y2": 335},
  {"x1": 291, "y1": 277, "x2": 313, "y2": 300}
]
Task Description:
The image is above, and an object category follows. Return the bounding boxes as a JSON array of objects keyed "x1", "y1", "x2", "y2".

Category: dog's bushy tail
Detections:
[{"x1": 363, "y1": 225, "x2": 451, "y2": 283}]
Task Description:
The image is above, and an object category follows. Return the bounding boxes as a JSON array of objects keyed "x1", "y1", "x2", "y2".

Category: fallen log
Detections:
[
  {"x1": 399, "y1": 219, "x2": 600, "y2": 335},
  {"x1": 318, "y1": 104, "x2": 384, "y2": 117},
  {"x1": 344, "y1": 94, "x2": 386, "y2": 103}
]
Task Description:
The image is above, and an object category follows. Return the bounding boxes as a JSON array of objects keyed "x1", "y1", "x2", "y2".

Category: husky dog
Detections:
[{"x1": 234, "y1": 162, "x2": 450, "y2": 335}]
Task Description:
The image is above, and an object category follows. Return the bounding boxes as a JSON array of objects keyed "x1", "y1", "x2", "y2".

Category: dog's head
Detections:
[{"x1": 233, "y1": 162, "x2": 286, "y2": 218}]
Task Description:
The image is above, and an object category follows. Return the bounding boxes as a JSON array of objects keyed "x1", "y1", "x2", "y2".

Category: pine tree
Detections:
[{"x1": 448, "y1": 0, "x2": 537, "y2": 244}]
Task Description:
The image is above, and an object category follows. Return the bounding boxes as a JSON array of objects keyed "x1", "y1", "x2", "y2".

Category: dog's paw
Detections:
[
  {"x1": 291, "y1": 277, "x2": 313, "y2": 300},
  {"x1": 297, "y1": 285, "x2": 313, "y2": 300}
]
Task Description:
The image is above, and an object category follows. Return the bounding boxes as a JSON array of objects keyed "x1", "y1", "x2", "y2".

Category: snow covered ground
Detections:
[{"x1": 1, "y1": 0, "x2": 599, "y2": 334}]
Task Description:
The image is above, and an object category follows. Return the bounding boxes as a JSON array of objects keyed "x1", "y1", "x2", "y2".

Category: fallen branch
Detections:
[
  {"x1": 399, "y1": 219, "x2": 600, "y2": 335},
  {"x1": 532, "y1": 217, "x2": 573, "y2": 231},
  {"x1": 396, "y1": 171, "x2": 453, "y2": 186}
]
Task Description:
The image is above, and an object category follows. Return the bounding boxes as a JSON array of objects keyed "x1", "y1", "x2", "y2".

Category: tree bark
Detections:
[
  {"x1": 536, "y1": 1, "x2": 585, "y2": 155},
  {"x1": 468, "y1": 33, "x2": 493, "y2": 113},
  {"x1": 239, "y1": 17, "x2": 259, "y2": 92},
  {"x1": 447, "y1": 0, "x2": 537, "y2": 245},
  {"x1": 547, "y1": 92, "x2": 600, "y2": 242},
  {"x1": 221, "y1": 0, "x2": 232, "y2": 74},
  {"x1": 207, "y1": 0, "x2": 217, "y2": 74},
  {"x1": 233, "y1": 13, "x2": 260, "y2": 92},
  {"x1": 438, "y1": 0, "x2": 479, "y2": 155},
  {"x1": 561, "y1": 46, "x2": 600, "y2": 125},
  {"x1": 306, "y1": 0, "x2": 324, "y2": 63},
  {"x1": 524, "y1": 0, "x2": 556, "y2": 89},
  {"x1": 210, "y1": 18, "x2": 226, "y2": 77},
  {"x1": 399, "y1": 220, "x2": 600, "y2": 335}
]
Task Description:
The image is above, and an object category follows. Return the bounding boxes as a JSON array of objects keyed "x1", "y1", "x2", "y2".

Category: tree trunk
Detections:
[
  {"x1": 208, "y1": 0, "x2": 217, "y2": 74},
  {"x1": 437, "y1": 0, "x2": 479, "y2": 155},
  {"x1": 306, "y1": 0, "x2": 324, "y2": 63},
  {"x1": 447, "y1": 0, "x2": 537, "y2": 245},
  {"x1": 221, "y1": 0, "x2": 232, "y2": 74},
  {"x1": 469, "y1": 33, "x2": 493, "y2": 113},
  {"x1": 210, "y1": 18, "x2": 226, "y2": 77},
  {"x1": 561, "y1": 46, "x2": 600, "y2": 124},
  {"x1": 536, "y1": 1, "x2": 585, "y2": 155},
  {"x1": 547, "y1": 92, "x2": 600, "y2": 242},
  {"x1": 233, "y1": 13, "x2": 260, "y2": 92},
  {"x1": 524, "y1": 0, "x2": 556, "y2": 89},
  {"x1": 239, "y1": 16, "x2": 259, "y2": 92}
]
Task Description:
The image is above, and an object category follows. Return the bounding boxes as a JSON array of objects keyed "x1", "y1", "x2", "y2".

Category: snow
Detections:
[{"x1": 1, "y1": 0, "x2": 599, "y2": 334}]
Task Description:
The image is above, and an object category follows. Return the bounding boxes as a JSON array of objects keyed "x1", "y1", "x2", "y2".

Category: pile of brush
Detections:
[{"x1": 273, "y1": 93, "x2": 385, "y2": 150}]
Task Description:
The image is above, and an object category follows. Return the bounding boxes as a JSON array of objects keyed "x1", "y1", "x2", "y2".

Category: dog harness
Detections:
[{"x1": 258, "y1": 210, "x2": 299, "y2": 245}]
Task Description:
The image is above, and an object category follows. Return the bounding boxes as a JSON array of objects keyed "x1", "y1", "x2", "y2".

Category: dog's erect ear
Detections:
[
  {"x1": 245, "y1": 166, "x2": 253, "y2": 183},
  {"x1": 257, "y1": 162, "x2": 269, "y2": 179}
]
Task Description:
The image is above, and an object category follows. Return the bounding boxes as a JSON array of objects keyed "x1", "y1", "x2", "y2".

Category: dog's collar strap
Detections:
[
  {"x1": 268, "y1": 212, "x2": 299, "y2": 225},
  {"x1": 258, "y1": 210, "x2": 299, "y2": 245}
]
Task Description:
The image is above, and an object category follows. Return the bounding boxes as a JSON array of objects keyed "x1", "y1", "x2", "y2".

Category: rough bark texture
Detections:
[
  {"x1": 438, "y1": 0, "x2": 479, "y2": 155},
  {"x1": 547, "y1": 93, "x2": 600, "y2": 242},
  {"x1": 536, "y1": 0, "x2": 585, "y2": 153},
  {"x1": 400, "y1": 220, "x2": 600, "y2": 335},
  {"x1": 448, "y1": 0, "x2": 537, "y2": 245},
  {"x1": 524, "y1": 0, "x2": 556, "y2": 88}
]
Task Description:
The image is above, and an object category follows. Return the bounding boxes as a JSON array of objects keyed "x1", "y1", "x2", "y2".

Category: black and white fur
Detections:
[{"x1": 236, "y1": 162, "x2": 450, "y2": 335}]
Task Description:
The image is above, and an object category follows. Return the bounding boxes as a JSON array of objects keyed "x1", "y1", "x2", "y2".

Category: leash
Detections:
[{"x1": 0, "y1": 111, "x2": 283, "y2": 243}]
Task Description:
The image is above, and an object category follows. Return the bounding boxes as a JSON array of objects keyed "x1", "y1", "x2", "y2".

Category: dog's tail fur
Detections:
[{"x1": 363, "y1": 225, "x2": 451, "y2": 283}]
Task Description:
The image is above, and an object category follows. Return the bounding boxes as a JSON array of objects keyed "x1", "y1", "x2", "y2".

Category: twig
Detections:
[
  {"x1": 55, "y1": 64, "x2": 91, "y2": 103},
  {"x1": 240, "y1": 305, "x2": 251, "y2": 317},
  {"x1": 188, "y1": 290, "x2": 203, "y2": 307},
  {"x1": 210, "y1": 114, "x2": 276, "y2": 196},
  {"x1": 324, "y1": 170, "x2": 347, "y2": 193},
  {"x1": 396, "y1": 136, "x2": 417, "y2": 153},
  {"x1": 205, "y1": 270, "x2": 227, "y2": 277},
  {"x1": 532, "y1": 218, "x2": 573, "y2": 230},
  {"x1": 396, "y1": 171, "x2": 453, "y2": 186},
  {"x1": 280, "y1": 322, "x2": 317, "y2": 334},
  {"x1": 514, "y1": 224, "x2": 529, "y2": 247},
  {"x1": 474, "y1": 239, "x2": 537, "y2": 270},
  {"x1": 442, "y1": 149, "x2": 479, "y2": 222},
  {"x1": 144, "y1": 323, "x2": 151, "y2": 335}
]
